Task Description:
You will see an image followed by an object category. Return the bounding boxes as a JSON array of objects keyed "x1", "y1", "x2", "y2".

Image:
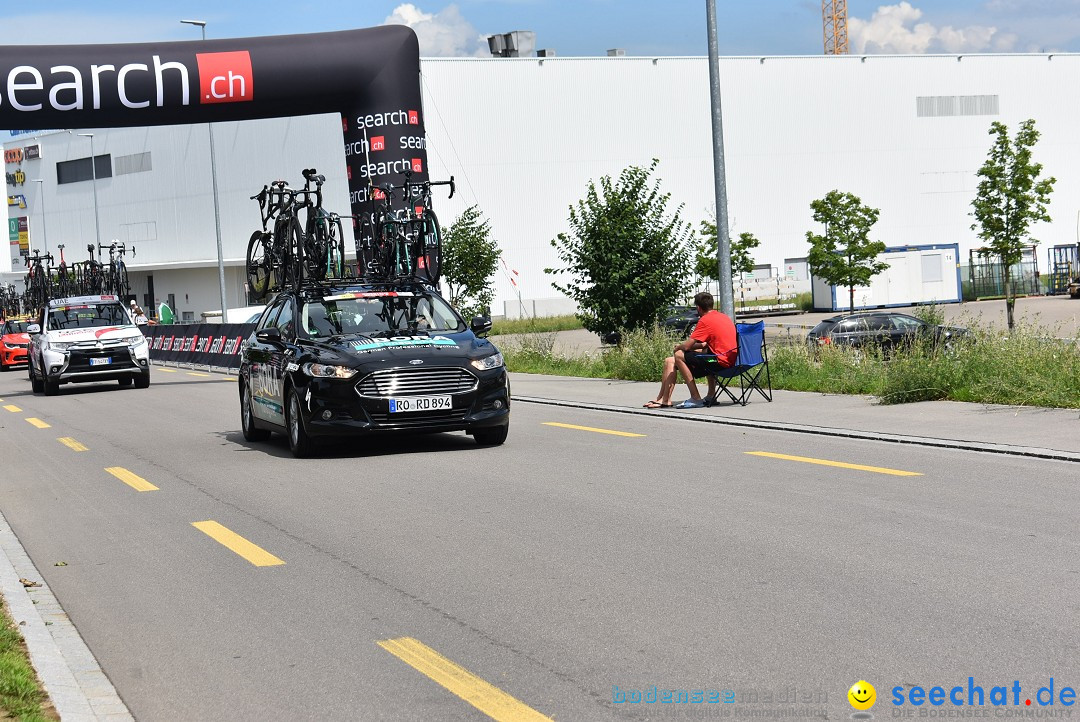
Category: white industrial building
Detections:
[{"x1": 5, "y1": 52, "x2": 1079, "y2": 320}]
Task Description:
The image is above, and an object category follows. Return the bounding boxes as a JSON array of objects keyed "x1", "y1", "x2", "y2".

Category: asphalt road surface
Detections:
[{"x1": 0, "y1": 368, "x2": 1077, "y2": 721}]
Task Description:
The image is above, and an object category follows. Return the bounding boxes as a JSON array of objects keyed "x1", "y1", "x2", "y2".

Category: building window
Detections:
[
  {"x1": 115, "y1": 152, "x2": 152, "y2": 175},
  {"x1": 56, "y1": 154, "x2": 113, "y2": 185},
  {"x1": 916, "y1": 95, "x2": 999, "y2": 118}
]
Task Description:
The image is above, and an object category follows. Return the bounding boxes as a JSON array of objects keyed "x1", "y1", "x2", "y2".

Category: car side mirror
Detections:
[
  {"x1": 255, "y1": 327, "x2": 282, "y2": 344},
  {"x1": 470, "y1": 316, "x2": 492, "y2": 337},
  {"x1": 26, "y1": 323, "x2": 40, "y2": 334}
]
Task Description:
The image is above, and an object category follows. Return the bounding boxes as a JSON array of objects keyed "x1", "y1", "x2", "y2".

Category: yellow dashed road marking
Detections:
[
  {"x1": 542, "y1": 422, "x2": 645, "y2": 438},
  {"x1": 745, "y1": 451, "x2": 922, "y2": 477},
  {"x1": 187, "y1": 372, "x2": 210, "y2": 377},
  {"x1": 191, "y1": 521, "x2": 285, "y2": 567},
  {"x1": 105, "y1": 467, "x2": 159, "y2": 492},
  {"x1": 3, "y1": 404, "x2": 22, "y2": 412},
  {"x1": 57, "y1": 437, "x2": 88, "y2": 452},
  {"x1": 25, "y1": 418, "x2": 51, "y2": 429},
  {"x1": 378, "y1": 637, "x2": 553, "y2": 722}
]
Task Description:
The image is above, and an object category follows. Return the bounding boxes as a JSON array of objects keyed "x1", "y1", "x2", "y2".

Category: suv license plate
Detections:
[
  {"x1": 389, "y1": 395, "x2": 451, "y2": 413},
  {"x1": 89, "y1": 357, "x2": 112, "y2": 366}
]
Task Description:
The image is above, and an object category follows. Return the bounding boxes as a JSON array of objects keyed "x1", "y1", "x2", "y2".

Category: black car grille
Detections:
[
  {"x1": 67, "y1": 348, "x2": 137, "y2": 372},
  {"x1": 367, "y1": 408, "x2": 469, "y2": 425},
  {"x1": 356, "y1": 367, "x2": 477, "y2": 397}
]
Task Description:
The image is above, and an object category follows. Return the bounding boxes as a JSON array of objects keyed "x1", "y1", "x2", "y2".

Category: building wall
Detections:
[{"x1": 6, "y1": 53, "x2": 1080, "y2": 318}]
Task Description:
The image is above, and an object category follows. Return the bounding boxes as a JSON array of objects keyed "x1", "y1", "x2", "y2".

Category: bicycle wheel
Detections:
[
  {"x1": 246, "y1": 230, "x2": 274, "y2": 300},
  {"x1": 116, "y1": 261, "x2": 130, "y2": 300},
  {"x1": 416, "y1": 210, "x2": 442, "y2": 285},
  {"x1": 326, "y1": 215, "x2": 345, "y2": 279},
  {"x1": 279, "y1": 216, "x2": 304, "y2": 288},
  {"x1": 303, "y1": 215, "x2": 328, "y2": 283},
  {"x1": 356, "y1": 214, "x2": 384, "y2": 281}
]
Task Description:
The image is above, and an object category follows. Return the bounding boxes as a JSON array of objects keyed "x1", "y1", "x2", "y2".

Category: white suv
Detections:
[{"x1": 27, "y1": 295, "x2": 151, "y2": 395}]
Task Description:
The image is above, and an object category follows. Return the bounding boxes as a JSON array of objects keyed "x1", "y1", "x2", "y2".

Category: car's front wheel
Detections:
[
  {"x1": 28, "y1": 358, "x2": 43, "y2": 394},
  {"x1": 118, "y1": 376, "x2": 132, "y2": 387},
  {"x1": 241, "y1": 383, "x2": 270, "y2": 442},
  {"x1": 286, "y1": 388, "x2": 313, "y2": 458},
  {"x1": 134, "y1": 370, "x2": 151, "y2": 389},
  {"x1": 43, "y1": 377, "x2": 60, "y2": 396}
]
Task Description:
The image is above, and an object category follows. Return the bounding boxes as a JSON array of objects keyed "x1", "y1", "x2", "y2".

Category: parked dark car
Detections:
[
  {"x1": 807, "y1": 311, "x2": 967, "y2": 351},
  {"x1": 238, "y1": 281, "x2": 509, "y2": 457},
  {"x1": 660, "y1": 306, "x2": 699, "y2": 335}
]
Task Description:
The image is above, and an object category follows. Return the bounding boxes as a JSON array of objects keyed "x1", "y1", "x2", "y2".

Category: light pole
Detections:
[
  {"x1": 76, "y1": 133, "x2": 101, "y2": 251},
  {"x1": 705, "y1": 0, "x2": 734, "y2": 318},
  {"x1": 32, "y1": 179, "x2": 47, "y2": 257},
  {"x1": 182, "y1": 19, "x2": 229, "y2": 320}
]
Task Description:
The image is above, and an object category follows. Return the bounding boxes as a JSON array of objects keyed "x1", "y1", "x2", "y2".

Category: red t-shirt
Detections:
[{"x1": 691, "y1": 310, "x2": 737, "y2": 367}]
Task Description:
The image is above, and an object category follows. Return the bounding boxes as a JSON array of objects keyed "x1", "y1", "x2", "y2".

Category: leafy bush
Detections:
[{"x1": 546, "y1": 159, "x2": 693, "y2": 338}]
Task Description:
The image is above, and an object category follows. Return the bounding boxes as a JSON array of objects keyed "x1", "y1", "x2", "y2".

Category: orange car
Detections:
[{"x1": 0, "y1": 318, "x2": 31, "y2": 370}]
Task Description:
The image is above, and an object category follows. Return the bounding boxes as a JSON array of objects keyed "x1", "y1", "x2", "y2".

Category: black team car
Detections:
[{"x1": 239, "y1": 281, "x2": 510, "y2": 457}]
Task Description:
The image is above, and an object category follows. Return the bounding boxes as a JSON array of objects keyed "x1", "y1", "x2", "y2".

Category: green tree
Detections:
[
  {"x1": 970, "y1": 119, "x2": 1056, "y2": 330},
  {"x1": 545, "y1": 159, "x2": 693, "y2": 338},
  {"x1": 694, "y1": 222, "x2": 760, "y2": 291},
  {"x1": 441, "y1": 205, "x2": 502, "y2": 320},
  {"x1": 806, "y1": 190, "x2": 888, "y2": 313}
]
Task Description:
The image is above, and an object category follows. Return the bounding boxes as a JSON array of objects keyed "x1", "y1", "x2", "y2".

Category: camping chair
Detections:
[{"x1": 701, "y1": 321, "x2": 773, "y2": 406}]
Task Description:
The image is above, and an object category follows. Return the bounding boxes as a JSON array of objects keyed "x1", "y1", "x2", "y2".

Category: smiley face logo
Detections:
[{"x1": 848, "y1": 680, "x2": 876, "y2": 710}]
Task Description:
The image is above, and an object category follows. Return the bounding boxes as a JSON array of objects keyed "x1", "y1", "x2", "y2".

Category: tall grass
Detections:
[{"x1": 503, "y1": 321, "x2": 1080, "y2": 408}]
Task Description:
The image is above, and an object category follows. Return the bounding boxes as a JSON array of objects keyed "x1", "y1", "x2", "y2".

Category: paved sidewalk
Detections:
[{"x1": 509, "y1": 372, "x2": 1080, "y2": 461}]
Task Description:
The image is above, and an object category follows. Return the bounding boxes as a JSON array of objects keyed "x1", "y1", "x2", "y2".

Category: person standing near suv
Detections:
[{"x1": 643, "y1": 291, "x2": 736, "y2": 409}]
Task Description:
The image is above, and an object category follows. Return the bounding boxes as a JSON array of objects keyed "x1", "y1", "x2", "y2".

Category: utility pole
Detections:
[{"x1": 705, "y1": 0, "x2": 734, "y2": 317}]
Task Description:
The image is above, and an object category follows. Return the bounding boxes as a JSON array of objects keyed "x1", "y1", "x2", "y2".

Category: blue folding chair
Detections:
[{"x1": 699, "y1": 321, "x2": 773, "y2": 406}]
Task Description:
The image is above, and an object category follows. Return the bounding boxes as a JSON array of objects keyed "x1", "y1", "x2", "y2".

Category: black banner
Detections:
[
  {"x1": 0, "y1": 26, "x2": 426, "y2": 225},
  {"x1": 146, "y1": 323, "x2": 253, "y2": 368}
]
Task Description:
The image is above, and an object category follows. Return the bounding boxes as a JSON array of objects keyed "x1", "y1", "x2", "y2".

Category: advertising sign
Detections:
[{"x1": 0, "y1": 27, "x2": 427, "y2": 225}]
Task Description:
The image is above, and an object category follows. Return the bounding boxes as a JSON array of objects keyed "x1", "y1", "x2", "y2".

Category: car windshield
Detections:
[
  {"x1": 3, "y1": 321, "x2": 28, "y2": 334},
  {"x1": 47, "y1": 303, "x2": 128, "y2": 330},
  {"x1": 301, "y1": 291, "x2": 464, "y2": 338}
]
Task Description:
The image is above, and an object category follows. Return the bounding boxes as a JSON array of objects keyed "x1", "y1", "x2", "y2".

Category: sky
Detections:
[{"x1": 0, "y1": 0, "x2": 1078, "y2": 57}]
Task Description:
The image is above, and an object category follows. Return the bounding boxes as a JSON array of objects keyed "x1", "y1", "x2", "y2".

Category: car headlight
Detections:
[
  {"x1": 302, "y1": 362, "x2": 357, "y2": 379},
  {"x1": 128, "y1": 335, "x2": 148, "y2": 348},
  {"x1": 47, "y1": 341, "x2": 73, "y2": 351},
  {"x1": 470, "y1": 352, "x2": 504, "y2": 371}
]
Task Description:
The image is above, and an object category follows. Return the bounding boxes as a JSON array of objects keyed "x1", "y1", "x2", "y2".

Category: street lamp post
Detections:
[
  {"x1": 76, "y1": 133, "x2": 101, "y2": 251},
  {"x1": 705, "y1": 0, "x2": 734, "y2": 318},
  {"x1": 182, "y1": 19, "x2": 229, "y2": 321},
  {"x1": 32, "y1": 179, "x2": 47, "y2": 257}
]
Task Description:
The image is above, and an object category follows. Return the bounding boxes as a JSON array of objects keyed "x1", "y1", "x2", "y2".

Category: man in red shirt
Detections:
[{"x1": 644, "y1": 291, "x2": 736, "y2": 409}]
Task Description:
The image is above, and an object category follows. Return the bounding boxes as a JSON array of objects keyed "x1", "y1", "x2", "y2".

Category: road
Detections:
[{"x1": 0, "y1": 368, "x2": 1077, "y2": 720}]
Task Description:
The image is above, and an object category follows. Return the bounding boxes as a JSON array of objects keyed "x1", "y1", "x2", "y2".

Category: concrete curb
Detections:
[
  {"x1": 515, "y1": 395, "x2": 1080, "y2": 463},
  {"x1": 0, "y1": 510, "x2": 133, "y2": 721}
]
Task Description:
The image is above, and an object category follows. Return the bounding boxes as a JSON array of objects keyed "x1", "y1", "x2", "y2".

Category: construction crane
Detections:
[{"x1": 823, "y1": 0, "x2": 849, "y2": 54}]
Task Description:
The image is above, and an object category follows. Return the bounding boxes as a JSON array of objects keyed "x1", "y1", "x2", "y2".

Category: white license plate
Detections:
[
  {"x1": 89, "y1": 357, "x2": 112, "y2": 366},
  {"x1": 389, "y1": 395, "x2": 451, "y2": 413}
]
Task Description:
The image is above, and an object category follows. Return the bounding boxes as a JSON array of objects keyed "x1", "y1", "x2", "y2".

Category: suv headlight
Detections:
[
  {"x1": 47, "y1": 341, "x2": 73, "y2": 351},
  {"x1": 303, "y1": 362, "x2": 357, "y2": 379},
  {"x1": 128, "y1": 335, "x2": 148, "y2": 348},
  {"x1": 470, "y1": 352, "x2": 504, "y2": 371}
]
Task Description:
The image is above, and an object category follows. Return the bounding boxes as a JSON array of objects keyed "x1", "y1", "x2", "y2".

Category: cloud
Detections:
[
  {"x1": 383, "y1": 3, "x2": 486, "y2": 57},
  {"x1": 849, "y1": 2, "x2": 1017, "y2": 54}
]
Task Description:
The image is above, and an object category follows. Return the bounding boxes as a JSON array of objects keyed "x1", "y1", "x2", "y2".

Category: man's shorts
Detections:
[{"x1": 684, "y1": 349, "x2": 727, "y2": 378}]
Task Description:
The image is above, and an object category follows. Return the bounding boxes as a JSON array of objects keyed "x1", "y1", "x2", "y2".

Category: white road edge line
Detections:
[{"x1": 0, "y1": 509, "x2": 133, "y2": 721}]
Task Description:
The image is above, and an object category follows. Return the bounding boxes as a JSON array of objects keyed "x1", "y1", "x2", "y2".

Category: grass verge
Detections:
[
  {"x1": 0, "y1": 600, "x2": 57, "y2": 721},
  {"x1": 503, "y1": 321, "x2": 1080, "y2": 409},
  {"x1": 490, "y1": 314, "x2": 583, "y2": 335}
]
